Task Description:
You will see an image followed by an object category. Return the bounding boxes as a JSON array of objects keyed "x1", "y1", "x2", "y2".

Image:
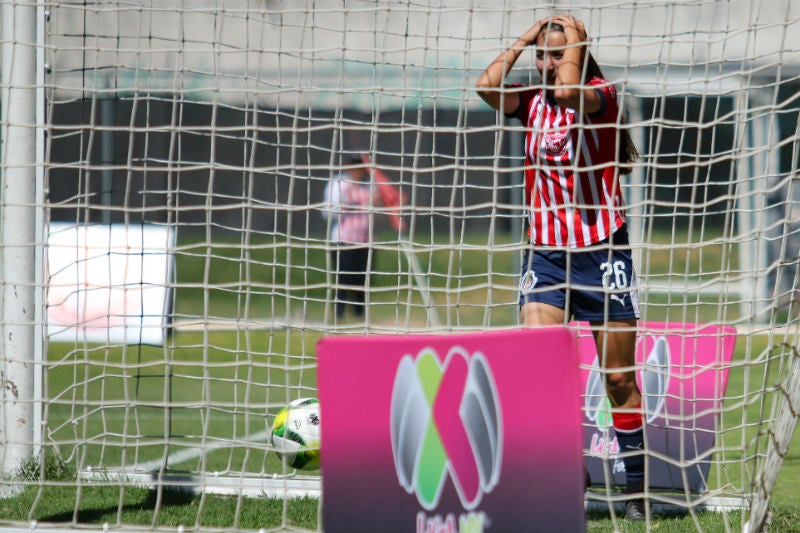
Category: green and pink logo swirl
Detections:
[{"x1": 390, "y1": 346, "x2": 503, "y2": 510}]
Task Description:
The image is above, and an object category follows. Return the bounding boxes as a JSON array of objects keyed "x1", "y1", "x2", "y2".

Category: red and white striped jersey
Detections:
[
  {"x1": 322, "y1": 174, "x2": 374, "y2": 244},
  {"x1": 510, "y1": 77, "x2": 627, "y2": 248}
]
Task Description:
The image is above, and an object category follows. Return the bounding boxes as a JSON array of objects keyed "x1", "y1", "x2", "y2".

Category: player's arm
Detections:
[
  {"x1": 550, "y1": 14, "x2": 601, "y2": 113},
  {"x1": 475, "y1": 19, "x2": 547, "y2": 114}
]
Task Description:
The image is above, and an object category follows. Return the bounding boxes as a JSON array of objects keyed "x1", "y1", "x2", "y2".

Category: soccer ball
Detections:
[{"x1": 270, "y1": 397, "x2": 321, "y2": 470}]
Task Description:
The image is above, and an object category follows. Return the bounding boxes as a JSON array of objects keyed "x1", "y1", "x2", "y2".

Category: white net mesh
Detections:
[{"x1": 1, "y1": 0, "x2": 800, "y2": 531}]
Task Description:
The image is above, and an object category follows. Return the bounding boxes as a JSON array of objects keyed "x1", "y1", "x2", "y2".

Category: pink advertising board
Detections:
[
  {"x1": 317, "y1": 327, "x2": 586, "y2": 533},
  {"x1": 577, "y1": 322, "x2": 737, "y2": 490}
]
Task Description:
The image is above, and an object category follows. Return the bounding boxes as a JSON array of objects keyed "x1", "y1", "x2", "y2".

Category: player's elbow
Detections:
[
  {"x1": 475, "y1": 73, "x2": 495, "y2": 92},
  {"x1": 475, "y1": 79, "x2": 499, "y2": 107}
]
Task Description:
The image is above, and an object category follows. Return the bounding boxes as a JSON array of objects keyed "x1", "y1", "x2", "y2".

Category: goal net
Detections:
[{"x1": 2, "y1": 1, "x2": 800, "y2": 532}]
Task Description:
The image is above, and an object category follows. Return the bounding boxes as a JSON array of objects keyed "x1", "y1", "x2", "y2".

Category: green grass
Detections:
[
  {"x1": 44, "y1": 330, "x2": 322, "y2": 472},
  {"x1": 2, "y1": 229, "x2": 799, "y2": 532},
  {"x1": 171, "y1": 232, "x2": 524, "y2": 328},
  {"x1": 170, "y1": 227, "x2": 751, "y2": 328},
  {"x1": 0, "y1": 474, "x2": 318, "y2": 530}
]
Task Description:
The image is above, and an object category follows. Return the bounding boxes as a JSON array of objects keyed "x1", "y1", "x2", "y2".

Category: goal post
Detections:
[
  {"x1": 2, "y1": 1, "x2": 800, "y2": 532},
  {"x1": 0, "y1": 0, "x2": 42, "y2": 486}
]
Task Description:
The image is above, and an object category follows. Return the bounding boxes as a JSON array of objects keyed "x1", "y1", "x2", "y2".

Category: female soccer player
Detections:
[{"x1": 476, "y1": 14, "x2": 647, "y2": 520}]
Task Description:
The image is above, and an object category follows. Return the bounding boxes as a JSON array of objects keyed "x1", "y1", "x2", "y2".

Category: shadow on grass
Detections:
[
  {"x1": 37, "y1": 487, "x2": 196, "y2": 524},
  {"x1": 32, "y1": 486, "x2": 317, "y2": 530}
]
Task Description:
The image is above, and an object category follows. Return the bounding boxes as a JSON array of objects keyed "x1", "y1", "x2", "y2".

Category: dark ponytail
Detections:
[{"x1": 585, "y1": 53, "x2": 639, "y2": 174}]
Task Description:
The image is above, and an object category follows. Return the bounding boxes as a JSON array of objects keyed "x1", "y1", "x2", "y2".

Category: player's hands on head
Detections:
[
  {"x1": 550, "y1": 14, "x2": 589, "y2": 47},
  {"x1": 520, "y1": 17, "x2": 552, "y2": 46},
  {"x1": 520, "y1": 14, "x2": 589, "y2": 48}
]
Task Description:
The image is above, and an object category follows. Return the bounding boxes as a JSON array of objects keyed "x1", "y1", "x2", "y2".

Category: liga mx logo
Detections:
[{"x1": 390, "y1": 346, "x2": 503, "y2": 511}]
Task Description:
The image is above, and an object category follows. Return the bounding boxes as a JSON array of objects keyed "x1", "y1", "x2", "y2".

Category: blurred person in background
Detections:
[{"x1": 322, "y1": 153, "x2": 404, "y2": 320}]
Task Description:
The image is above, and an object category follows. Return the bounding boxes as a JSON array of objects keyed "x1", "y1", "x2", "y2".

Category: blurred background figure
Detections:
[{"x1": 322, "y1": 153, "x2": 405, "y2": 320}]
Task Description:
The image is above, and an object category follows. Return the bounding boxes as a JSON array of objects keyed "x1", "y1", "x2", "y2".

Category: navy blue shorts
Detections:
[{"x1": 518, "y1": 226, "x2": 640, "y2": 322}]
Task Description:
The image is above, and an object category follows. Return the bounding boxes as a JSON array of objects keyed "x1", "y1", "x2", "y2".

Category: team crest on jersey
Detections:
[
  {"x1": 520, "y1": 269, "x2": 538, "y2": 294},
  {"x1": 543, "y1": 133, "x2": 568, "y2": 155}
]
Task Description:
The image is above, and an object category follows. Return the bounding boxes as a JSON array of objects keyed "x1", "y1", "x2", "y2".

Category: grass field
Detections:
[{"x1": 2, "y1": 229, "x2": 799, "y2": 532}]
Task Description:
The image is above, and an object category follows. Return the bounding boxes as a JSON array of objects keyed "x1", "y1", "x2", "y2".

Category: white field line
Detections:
[
  {"x1": 79, "y1": 468, "x2": 321, "y2": 499},
  {"x1": 131, "y1": 430, "x2": 270, "y2": 472}
]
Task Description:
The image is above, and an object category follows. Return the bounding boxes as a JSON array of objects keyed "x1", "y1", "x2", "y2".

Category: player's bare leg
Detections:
[
  {"x1": 592, "y1": 318, "x2": 648, "y2": 520},
  {"x1": 592, "y1": 320, "x2": 640, "y2": 409},
  {"x1": 520, "y1": 301, "x2": 566, "y2": 327}
]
